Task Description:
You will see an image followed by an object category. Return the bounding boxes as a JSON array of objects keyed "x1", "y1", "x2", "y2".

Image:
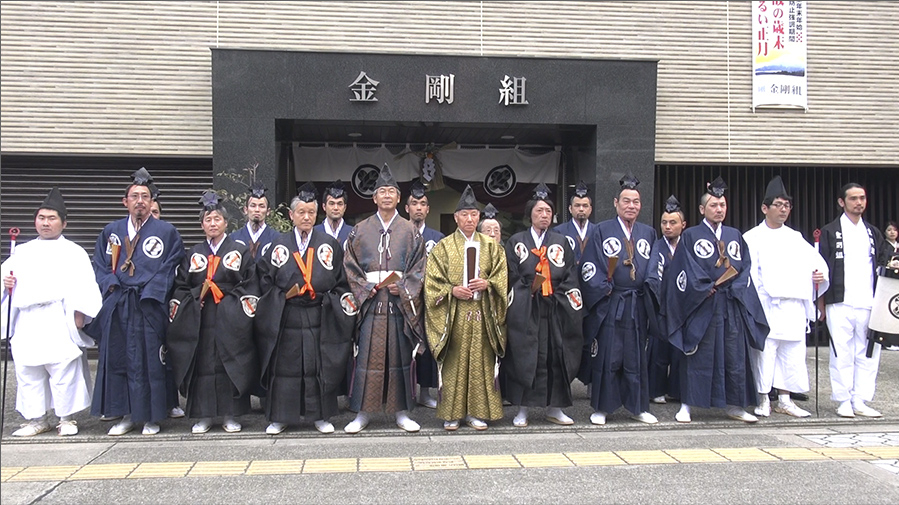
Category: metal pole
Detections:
[
  {"x1": 2, "y1": 227, "x2": 21, "y2": 439},
  {"x1": 813, "y1": 229, "x2": 821, "y2": 418}
]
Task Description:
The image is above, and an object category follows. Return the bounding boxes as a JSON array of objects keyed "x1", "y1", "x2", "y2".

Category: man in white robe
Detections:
[
  {"x1": 743, "y1": 176, "x2": 828, "y2": 418},
  {"x1": 1, "y1": 188, "x2": 102, "y2": 436}
]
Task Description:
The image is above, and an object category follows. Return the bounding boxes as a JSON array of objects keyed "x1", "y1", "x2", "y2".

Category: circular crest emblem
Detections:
[
  {"x1": 142, "y1": 236, "x2": 165, "y2": 259},
  {"x1": 222, "y1": 250, "x2": 242, "y2": 271},
  {"x1": 693, "y1": 239, "x2": 715, "y2": 259},
  {"x1": 106, "y1": 233, "x2": 121, "y2": 255},
  {"x1": 602, "y1": 237, "x2": 622, "y2": 258},
  {"x1": 565, "y1": 288, "x2": 583, "y2": 311},
  {"x1": 317, "y1": 243, "x2": 335, "y2": 270},
  {"x1": 547, "y1": 244, "x2": 566, "y2": 268},
  {"x1": 188, "y1": 253, "x2": 208, "y2": 273},
  {"x1": 582, "y1": 261, "x2": 597, "y2": 282},
  {"x1": 484, "y1": 165, "x2": 517, "y2": 198},
  {"x1": 677, "y1": 270, "x2": 688, "y2": 292},
  {"x1": 260, "y1": 243, "x2": 272, "y2": 257},
  {"x1": 889, "y1": 294, "x2": 899, "y2": 320},
  {"x1": 514, "y1": 242, "x2": 529, "y2": 264},
  {"x1": 426, "y1": 240, "x2": 438, "y2": 255},
  {"x1": 168, "y1": 299, "x2": 180, "y2": 322},
  {"x1": 340, "y1": 292, "x2": 359, "y2": 316},
  {"x1": 637, "y1": 239, "x2": 651, "y2": 259},
  {"x1": 352, "y1": 164, "x2": 381, "y2": 198},
  {"x1": 565, "y1": 235, "x2": 576, "y2": 251},
  {"x1": 727, "y1": 240, "x2": 742, "y2": 261},
  {"x1": 240, "y1": 295, "x2": 259, "y2": 318},
  {"x1": 271, "y1": 244, "x2": 290, "y2": 268}
]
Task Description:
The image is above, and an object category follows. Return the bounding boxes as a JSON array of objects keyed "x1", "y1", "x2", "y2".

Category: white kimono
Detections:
[
  {"x1": 744, "y1": 222, "x2": 829, "y2": 393},
  {"x1": 1, "y1": 236, "x2": 102, "y2": 418}
]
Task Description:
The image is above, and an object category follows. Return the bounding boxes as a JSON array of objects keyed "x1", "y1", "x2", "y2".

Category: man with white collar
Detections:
[
  {"x1": 818, "y1": 182, "x2": 886, "y2": 418},
  {"x1": 405, "y1": 179, "x2": 445, "y2": 409},
  {"x1": 231, "y1": 182, "x2": 278, "y2": 260},
  {"x1": 343, "y1": 164, "x2": 427, "y2": 433},
  {"x1": 88, "y1": 168, "x2": 185, "y2": 436},
  {"x1": 314, "y1": 180, "x2": 352, "y2": 249},
  {"x1": 424, "y1": 186, "x2": 508, "y2": 431},
  {"x1": 660, "y1": 176, "x2": 768, "y2": 424},
  {"x1": 2, "y1": 188, "x2": 102, "y2": 437},
  {"x1": 580, "y1": 172, "x2": 658, "y2": 426},
  {"x1": 554, "y1": 180, "x2": 594, "y2": 263},
  {"x1": 744, "y1": 176, "x2": 829, "y2": 418}
]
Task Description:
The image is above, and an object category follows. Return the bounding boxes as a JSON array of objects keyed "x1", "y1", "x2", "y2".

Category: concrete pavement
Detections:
[{"x1": 1, "y1": 347, "x2": 897, "y2": 504}]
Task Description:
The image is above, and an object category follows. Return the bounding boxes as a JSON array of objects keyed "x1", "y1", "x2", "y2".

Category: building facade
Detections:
[{"x1": 2, "y1": 1, "x2": 897, "y2": 253}]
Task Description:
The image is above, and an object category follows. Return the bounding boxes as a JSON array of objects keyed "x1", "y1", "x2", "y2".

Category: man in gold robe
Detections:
[{"x1": 424, "y1": 186, "x2": 508, "y2": 431}]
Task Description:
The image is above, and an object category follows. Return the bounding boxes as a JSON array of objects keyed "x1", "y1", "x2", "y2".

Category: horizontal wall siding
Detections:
[{"x1": 1, "y1": 1, "x2": 897, "y2": 164}]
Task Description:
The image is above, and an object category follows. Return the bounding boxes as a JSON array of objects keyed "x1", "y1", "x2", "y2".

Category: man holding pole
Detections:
[
  {"x1": 743, "y1": 176, "x2": 828, "y2": 418},
  {"x1": 2, "y1": 188, "x2": 102, "y2": 436}
]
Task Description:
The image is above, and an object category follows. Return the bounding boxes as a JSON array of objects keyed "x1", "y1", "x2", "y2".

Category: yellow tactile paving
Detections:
[
  {"x1": 665, "y1": 449, "x2": 728, "y2": 464},
  {"x1": 1, "y1": 467, "x2": 25, "y2": 482},
  {"x1": 302, "y1": 458, "x2": 356, "y2": 474},
  {"x1": 463, "y1": 454, "x2": 521, "y2": 469},
  {"x1": 188, "y1": 461, "x2": 249, "y2": 477},
  {"x1": 515, "y1": 453, "x2": 573, "y2": 468},
  {"x1": 412, "y1": 456, "x2": 467, "y2": 471},
  {"x1": 69, "y1": 463, "x2": 138, "y2": 480},
  {"x1": 614, "y1": 450, "x2": 678, "y2": 465},
  {"x1": 127, "y1": 462, "x2": 194, "y2": 479},
  {"x1": 4, "y1": 441, "x2": 897, "y2": 482},
  {"x1": 713, "y1": 448, "x2": 779, "y2": 462},
  {"x1": 7, "y1": 465, "x2": 80, "y2": 482},
  {"x1": 809, "y1": 448, "x2": 878, "y2": 460},
  {"x1": 359, "y1": 457, "x2": 412, "y2": 472},
  {"x1": 565, "y1": 452, "x2": 627, "y2": 466},
  {"x1": 763, "y1": 448, "x2": 828, "y2": 461},
  {"x1": 246, "y1": 460, "x2": 304, "y2": 475},
  {"x1": 856, "y1": 446, "x2": 899, "y2": 458}
]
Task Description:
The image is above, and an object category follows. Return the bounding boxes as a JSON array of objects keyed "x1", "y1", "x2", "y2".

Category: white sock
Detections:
[
  {"x1": 778, "y1": 394, "x2": 791, "y2": 404},
  {"x1": 678, "y1": 404, "x2": 690, "y2": 416}
]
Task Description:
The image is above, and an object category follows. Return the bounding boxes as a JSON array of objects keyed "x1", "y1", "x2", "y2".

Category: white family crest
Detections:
[
  {"x1": 222, "y1": 250, "x2": 242, "y2": 271},
  {"x1": 271, "y1": 244, "x2": 290, "y2": 268},
  {"x1": 188, "y1": 253, "x2": 208, "y2": 273},
  {"x1": 727, "y1": 241, "x2": 742, "y2": 261},
  {"x1": 142, "y1": 236, "x2": 165, "y2": 259},
  {"x1": 637, "y1": 239, "x2": 651, "y2": 259},
  {"x1": 240, "y1": 295, "x2": 258, "y2": 317},
  {"x1": 602, "y1": 237, "x2": 622, "y2": 258},
  {"x1": 340, "y1": 292, "x2": 359, "y2": 316},
  {"x1": 677, "y1": 270, "x2": 688, "y2": 292},
  {"x1": 317, "y1": 243, "x2": 335, "y2": 270},
  {"x1": 693, "y1": 239, "x2": 715, "y2": 259},
  {"x1": 547, "y1": 244, "x2": 566, "y2": 268},
  {"x1": 514, "y1": 242, "x2": 529, "y2": 264},
  {"x1": 582, "y1": 261, "x2": 597, "y2": 282},
  {"x1": 106, "y1": 233, "x2": 121, "y2": 255}
]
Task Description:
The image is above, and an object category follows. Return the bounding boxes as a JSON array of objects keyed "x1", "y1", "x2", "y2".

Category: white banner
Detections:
[
  {"x1": 752, "y1": 1, "x2": 808, "y2": 110},
  {"x1": 293, "y1": 144, "x2": 560, "y2": 196}
]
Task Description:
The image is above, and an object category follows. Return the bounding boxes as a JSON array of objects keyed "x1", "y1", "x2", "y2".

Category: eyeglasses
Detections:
[{"x1": 768, "y1": 201, "x2": 792, "y2": 210}]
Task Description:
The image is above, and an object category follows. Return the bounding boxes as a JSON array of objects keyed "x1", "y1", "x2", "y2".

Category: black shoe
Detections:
[
  {"x1": 790, "y1": 392, "x2": 809, "y2": 402},
  {"x1": 768, "y1": 391, "x2": 777, "y2": 401}
]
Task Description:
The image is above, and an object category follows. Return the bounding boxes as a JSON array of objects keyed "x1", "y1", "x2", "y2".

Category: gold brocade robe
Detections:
[{"x1": 424, "y1": 231, "x2": 508, "y2": 421}]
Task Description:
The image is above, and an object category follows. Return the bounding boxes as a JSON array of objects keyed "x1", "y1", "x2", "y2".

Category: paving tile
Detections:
[
  {"x1": 302, "y1": 458, "x2": 357, "y2": 474},
  {"x1": 8, "y1": 466, "x2": 80, "y2": 482},
  {"x1": 565, "y1": 452, "x2": 627, "y2": 466},
  {"x1": 412, "y1": 456, "x2": 467, "y2": 471},
  {"x1": 246, "y1": 460, "x2": 304, "y2": 475},
  {"x1": 128, "y1": 462, "x2": 193, "y2": 479},
  {"x1": 188, "y1": 461, "x2": 249, "y2": 477},
  {"x1": 463, "y1": 454, "x2": 520, "y2": 469},
  {"x1": 69, "y1": 463, "x2": 138, "y2": 480},
  {"x1": 764, "y1": 448, "x2": 828, "y2": 460},
  {"x1": 614, "y1": 450, "x2": 677, "y2": 465},
  {"x1": 665, "y1": 449, "x2": 728, "y2": 463},
  {"x1": 358, "y1": 457, "x2": 411, "y2": 472},
  {"x1": 514, "y1": 453, "x2": 573, "y2": 468},
  {"x1": 712, "y1": 448, "x2": 779, "y2": 462}
]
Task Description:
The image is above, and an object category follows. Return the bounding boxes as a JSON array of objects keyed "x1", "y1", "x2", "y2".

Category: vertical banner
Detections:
[{"x1": 752, "y1": 1, "x2": 808, "y2": 110}]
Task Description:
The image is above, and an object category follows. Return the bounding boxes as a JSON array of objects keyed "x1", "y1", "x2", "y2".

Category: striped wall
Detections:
[{"x1": 1, "y1": 1, "x2": 897, "y2": 164}]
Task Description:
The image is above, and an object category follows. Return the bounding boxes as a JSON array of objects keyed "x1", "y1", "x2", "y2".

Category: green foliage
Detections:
[{"x1": 215, "y1": 162, "x2": 293, "y2": 233}]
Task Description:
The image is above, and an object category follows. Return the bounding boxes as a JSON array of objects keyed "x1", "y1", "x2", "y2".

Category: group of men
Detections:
[{"x1": 1, "y1": 164, "x2": 892, "y2": 437}]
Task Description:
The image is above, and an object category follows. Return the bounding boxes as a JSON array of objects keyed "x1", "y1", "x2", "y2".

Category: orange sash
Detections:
[
  {"x1": 531, "y1": 246, "x2": 553, "y2": 296},
  {"x1": 200, "y1": 255, "x2": 224, "y2": 304},
  {"x1": 293, "y1": 248, "x2": 316, "y2": 300}
]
